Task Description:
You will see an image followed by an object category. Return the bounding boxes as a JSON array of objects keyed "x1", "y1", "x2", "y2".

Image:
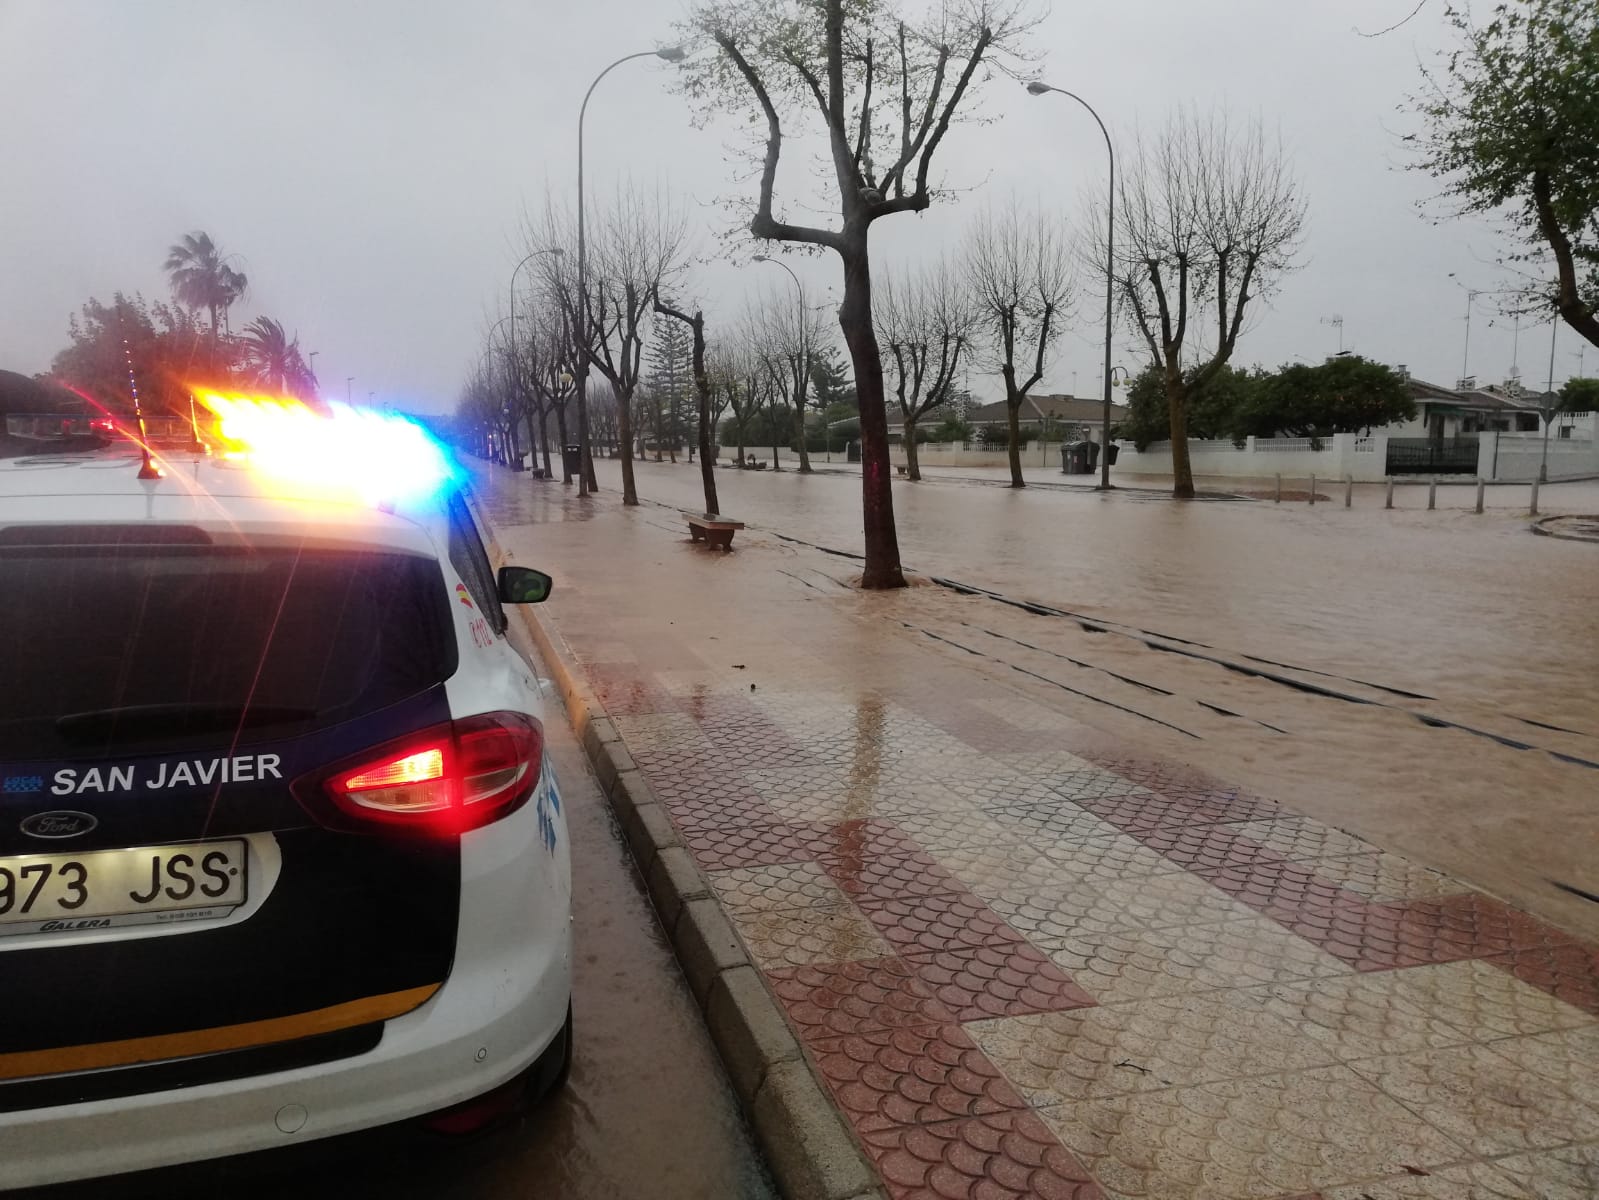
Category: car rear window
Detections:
[{"x1": 0, "y1": 543, "x2": 458, "y2": 758}]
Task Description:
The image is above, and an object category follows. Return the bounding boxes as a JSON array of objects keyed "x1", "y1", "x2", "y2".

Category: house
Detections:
[
  {"x1": 886, "y1": 393, "x2": 1128, "y2": 442},
  {"x1": 1386, "y1": 371, "x2": 1548, "y2": 439}
]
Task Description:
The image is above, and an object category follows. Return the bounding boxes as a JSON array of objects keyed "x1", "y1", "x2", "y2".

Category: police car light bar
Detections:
[{"x1": 194, "y1": 391, "x2": 458, "y2": 505}]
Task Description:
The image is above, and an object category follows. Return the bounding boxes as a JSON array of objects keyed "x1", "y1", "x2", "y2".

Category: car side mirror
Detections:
[{"x1": 497, "y1": 566, "x2": 552, "y2": 605}]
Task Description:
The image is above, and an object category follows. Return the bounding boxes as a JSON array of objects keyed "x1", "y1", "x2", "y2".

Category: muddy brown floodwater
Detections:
[{"x1": 568, "y1": 458, "x2": 1599, "y2": 939}]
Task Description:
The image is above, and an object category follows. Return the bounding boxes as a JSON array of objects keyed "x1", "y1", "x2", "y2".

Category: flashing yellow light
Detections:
[{"x1": 195, "y1": 391, "x2": 457, "y2": 505}]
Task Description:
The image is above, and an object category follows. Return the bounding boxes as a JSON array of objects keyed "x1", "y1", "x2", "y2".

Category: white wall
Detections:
[
  {"x1": 1478, "y1": 427, "x2": 1599, "y2": 481},
  {"x1": 1114, "y1": 433, "x2": 1390, "y2": 482},
  {"x1": 890, "y1": 442, "x2": 1062, "y2": 470}
]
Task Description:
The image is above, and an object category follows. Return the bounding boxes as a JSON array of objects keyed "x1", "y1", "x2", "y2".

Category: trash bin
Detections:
[
  {"x1": 846, "y1": 441, "x2": 861, "y2": 463},
  {"x1": 1106, "y1": 442, "x2": 1119, "y2": 466},
  {"x1": 561, "y1": 444, "x2": 583, "y2": 476},
  {"x1": 1061, "y1": 441, "x2": 1094, "y2": 474}
]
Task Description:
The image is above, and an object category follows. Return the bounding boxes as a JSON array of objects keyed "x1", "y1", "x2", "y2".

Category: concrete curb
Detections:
[
  {"x1": 1531, "y1": 514, "x2": 1599, "y2": 542},
  {"x1": 482, "y1": 518, "x2": 885, "y2": 1200}
]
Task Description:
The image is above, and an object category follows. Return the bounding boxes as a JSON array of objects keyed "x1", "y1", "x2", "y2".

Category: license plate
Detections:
[{"x1": 0, "y1": 840, "x2": 247, "y2": 937}]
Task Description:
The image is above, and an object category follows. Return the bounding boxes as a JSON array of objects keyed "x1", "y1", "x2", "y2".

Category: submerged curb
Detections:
[{"x1": 483, "y1": 521, "x2": 885, "y2": 1200}]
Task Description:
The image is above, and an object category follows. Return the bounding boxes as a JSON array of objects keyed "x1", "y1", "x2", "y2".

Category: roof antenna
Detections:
[{"x1": 121, "y1": 331, "x2": 161, "y2": 480}]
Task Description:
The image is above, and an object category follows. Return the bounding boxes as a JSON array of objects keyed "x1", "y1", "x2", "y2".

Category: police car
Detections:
[{"x1": 0, "y1": 398, "x2": 573, "y2": 1189}]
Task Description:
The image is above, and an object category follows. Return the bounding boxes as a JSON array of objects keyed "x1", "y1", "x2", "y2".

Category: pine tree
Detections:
[{"x1": 645, "y1": 318, "x2": 696, "y2": 461}]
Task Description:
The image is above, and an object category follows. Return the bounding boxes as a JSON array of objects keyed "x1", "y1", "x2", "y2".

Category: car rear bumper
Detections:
[{"x1": 0, "y1": 783, "x2": 572, "y2": 1190}]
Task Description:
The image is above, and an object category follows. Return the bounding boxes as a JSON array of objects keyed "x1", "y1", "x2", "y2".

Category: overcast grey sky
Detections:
[{"x1": 2, "y1": 0, "x2": 1589, "y2": 415}]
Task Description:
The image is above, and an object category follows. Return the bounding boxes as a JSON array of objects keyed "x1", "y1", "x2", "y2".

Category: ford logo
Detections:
[{"x1": 19, "y1": 811, "x2": 99, "y2": 839}]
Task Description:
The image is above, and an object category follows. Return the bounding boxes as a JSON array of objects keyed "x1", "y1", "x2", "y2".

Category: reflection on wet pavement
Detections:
[{"x1": 476, "y1": 459, "x2": 1599, "y2": 1200}]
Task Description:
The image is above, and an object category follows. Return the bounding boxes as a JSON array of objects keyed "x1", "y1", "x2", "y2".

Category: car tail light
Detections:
[{"x1": 294, "y1": 712, "x2": 542, "y2": 836}]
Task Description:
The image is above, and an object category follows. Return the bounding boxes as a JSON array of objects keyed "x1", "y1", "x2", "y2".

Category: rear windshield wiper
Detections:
[{"x1": 55, "y1": 703, "x2": 321, "y2": 745}]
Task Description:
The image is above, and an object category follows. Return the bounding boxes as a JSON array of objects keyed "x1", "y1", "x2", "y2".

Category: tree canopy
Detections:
[
  {"x1": 1117, "y1": 356, "x2": 1416, "y2": 449},
  {"x1": 1559, "y1": 376, "x2": 1599, "y2": 411},
  {"x1": 1232, "y1": 356, "x2": 1416, "y2": 440},
  {"x1": 1409, "y1": 1, "x2": 1599, "y2": 347}
]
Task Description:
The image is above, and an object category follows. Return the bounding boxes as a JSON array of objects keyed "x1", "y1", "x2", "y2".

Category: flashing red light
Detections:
[{"x1": 296, "y1": 713, "x2": 542, "y2": 836}]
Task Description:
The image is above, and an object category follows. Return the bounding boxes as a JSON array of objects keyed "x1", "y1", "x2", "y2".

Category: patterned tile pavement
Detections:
[
  {"x1": 586, "y1": 664, "x2": 1599, "y2": 1197},
  {"x1": 505, "y1": 490, "x2": 1599, "y2": 1198}
]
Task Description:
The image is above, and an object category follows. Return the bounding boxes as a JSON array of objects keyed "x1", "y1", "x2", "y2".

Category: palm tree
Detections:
[
  {"x1": 164, "y1": 231, "x2": 248, "y2": 337},
  {"x1": 239, "y1": 316, "x2": 314, "y2": 396}
]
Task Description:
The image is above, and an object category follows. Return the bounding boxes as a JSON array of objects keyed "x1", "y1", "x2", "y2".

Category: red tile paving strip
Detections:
[
  {"x1": 901, "y1": 945, "x2": 1096, "y2": 1023},
  {"x1": 1197, "y1": 855, "x2": 1370, "y2": 923},
  {"x1": 1489, "y1": 943, "x2": 1599, "y2": 1015},
  {"x1": 806, "y1": 1024, "x2": 1029, "y2": 1133},
  {"x1": 680, "y1": 821, "x2": 833, "y2": 870},
  {"x1": 1073, "y1": 753, "x2": 1283, "y2": 823},
  {"x1": 858, "y1": 892, "x2": 1029, "y2": 957},
  {"x1": 909, "y1": 698, "x2": 1048, "y2": 754},
  {"x1": 583, "y1": 662, "x2": 681, "y2": 715},
  {"x1": 1074, "y1": 786, "x2": 1278, "y2": 836},
  {"x1": 821, "y1": 849, "x2": 968, "y2": 903},
  {"x1": 858, "y1": 1109, "x2": 1105, "y2": 1200},
  {"x1": 768, "y1": 956, "x2": 958, "y2": 1037}
]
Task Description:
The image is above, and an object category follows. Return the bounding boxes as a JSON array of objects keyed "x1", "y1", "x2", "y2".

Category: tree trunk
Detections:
[
  {"x1": 554, "y1": 404, "x2": 571, "y2": 484},
  {"x1": 616, "y1": 384, "x2": 639, "y2": 505},
  {"x1": 771, "y1": 405, "x2": 781, "y2": 470},
  {"x1": 1166, "y1": 371, "x2": 1195, "y2": 498},
  {"x1": 1005, "y1": 395, "x2": 1025, "y2": 488},
  {"x1": 736, "y1": 424, "x2": 745, "y2": 468},
  {"x1": 905, "y1": 419, "x2": 921, "y2": 481},
  {"x1": 575, "y1": 367, "x2": 597, "y2": 495},
  {"x1": 838, "y1": 236, "x2": 906, "y2": 589},
  {"x1": 537, "y1": 409, "x2": 552, "y2": 478},
  {"x1": 697, "y1": 391, "x2": 717, "y2": 516},
  {"x1": 794, "y1": 389, "x2": 812, "y2": 473}
]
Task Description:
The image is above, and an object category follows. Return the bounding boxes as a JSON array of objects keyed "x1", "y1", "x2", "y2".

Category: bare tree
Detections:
[
  {"x1": 877, "y1": 257, "x2": 978, "y2": 481},
  {"x1": 1114, "y1": 109, "x2": 1307, "y2": 498},
  {"x1": 535, "y1": 205, "x2": 601, "y2": 493},
  {"x1": 653, "y1": 290, "x2": 720, "y2": 515},
  {"x1": 964, "y1": 203, "x2": 1075, "y2": 488},
  {"x1": 582, "y1": 185, "x2": 690, "y2": 505},
  {"x1": 757, "y1": 287, "x2": 827, "y2": 473},
  {"x1": 680, "y1": 0, "x2": 1043, "y2": 587},
  {"x1": 721, "y1": 341, "x2": 773, "y2": 467},
  {"x1": 519, "y1": 298, "x2": 578, "y2": 481}
]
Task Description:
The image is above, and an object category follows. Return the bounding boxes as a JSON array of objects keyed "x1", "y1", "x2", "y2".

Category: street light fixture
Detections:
[
  {"x1": 576, "y1": 45, "x2": 689, "y2": 495},
  {"x1": 1027, "y1": 80, "x2": 1118, "y2": 489}
]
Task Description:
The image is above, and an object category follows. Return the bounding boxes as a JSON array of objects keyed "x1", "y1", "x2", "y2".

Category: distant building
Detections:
[
  {"x1": 1387, "y1": 370, "x2": 1548, "y2": 440},
  {"x1": 886, "y1": 393, "x2": 1128, "y2": 443}
]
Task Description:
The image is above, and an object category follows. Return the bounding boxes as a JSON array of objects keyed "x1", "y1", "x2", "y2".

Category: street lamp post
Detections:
[
  {"x1": 576, "y1": 45, "x2": 687, "y2": 496},
  {"x1": 346, "y1": 376, "x2": 353, "y2": 404},
  {"x1": 1028, "y1": 80, "x2": 1117, "y2": 489},
  {"x1": 753, "y1": 254, "x2": 809, "y2": 463}
]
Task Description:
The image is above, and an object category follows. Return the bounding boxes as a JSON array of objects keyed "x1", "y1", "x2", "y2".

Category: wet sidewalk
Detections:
[{"x1": 478, "y1": 465, "x2": 1599, "y2": 1200}]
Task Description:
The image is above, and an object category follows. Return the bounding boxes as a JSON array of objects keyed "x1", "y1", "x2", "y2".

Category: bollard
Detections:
[
  {"x1": 1385, "y1": 477, "x2": 1395, "y2": 509},
  {"x1": 1345, "y1": 476, "x2": 1353, "y2": 508},
  {"x1": 1530, "y1": 476, "x2": 1541, "y2": 516},
  {"x1": 1308, "y1": 474, "x2": 1316, "y2": 506},
  {"x1": 1428, "y1": 478, "x2": 1437, "y2": 510},
  {"x1": 1275, "y1": 473, "x2": 1281, "y2": 504},
  {"x1": 1475, "y1": 478, "x2": 1485, "y2": 514}
]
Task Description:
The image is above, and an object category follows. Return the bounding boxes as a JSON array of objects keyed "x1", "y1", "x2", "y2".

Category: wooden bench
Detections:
[{"x1": 686, "y1": 513, "x2": 745, "y2": 552}]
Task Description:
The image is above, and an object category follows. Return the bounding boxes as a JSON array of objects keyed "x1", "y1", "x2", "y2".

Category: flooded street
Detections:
[
  {"x1": 596, "y1": 458, "x2": 1599, "y2": 735},
  {"x1": 540, "y1": 457, "x2": 1599, "y2": 938}
]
